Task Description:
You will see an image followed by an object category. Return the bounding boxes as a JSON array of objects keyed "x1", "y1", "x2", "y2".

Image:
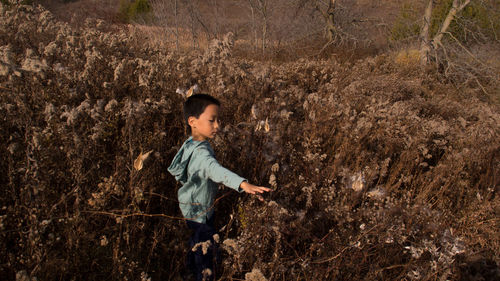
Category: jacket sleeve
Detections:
[{"x1": 195, "y1": 145, "x2": 246, "y2": 192}]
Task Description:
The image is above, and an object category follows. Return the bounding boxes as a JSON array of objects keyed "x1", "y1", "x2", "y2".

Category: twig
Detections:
[
  {"x1": 48, "y1": 186, "x2": 79, "y2": 216},
  {"x1": 475, "y1": 217, "x2": 500, "y2": 225},
  {"x1": 374, "y1": 263, "x2": 408, "y2": 276},
  {"x1": 446, "y1": 32, "x2": 487, "y2": 67},
  {"x1": 316, "y1": 40, "x2": 335, "y2": 57},
  {"x1": 311, "y1": 245, "x2": 350, "y2": 264},
  {"x1": 474, "y1": 77, "x2": 489, "y2": 96},
  {"x1": 84, "y1": 191, "x2": 233, "y2": 222},
  {"x1": 311, "y1": 224, "x2": 378, "y2": 264},
  {"x1": 0, "y1": 85, "x2": 12, "y2": 91},
  {"x1": 144, "y1": 191, "x2": 179, "y2": 203},
  {"x1": 440, "y1": 32, "x2": 492, "y2": 96},
  {"x1": 83, "y1": 210, "x2": 187, "y2": 220}
]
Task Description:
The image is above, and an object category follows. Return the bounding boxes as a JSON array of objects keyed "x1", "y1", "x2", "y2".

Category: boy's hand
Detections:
[{"x1": 240, "y1": 181, "x2": 271, "y2": 201}]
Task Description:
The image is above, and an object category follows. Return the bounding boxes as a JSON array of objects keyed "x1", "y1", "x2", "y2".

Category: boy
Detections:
[{"x1": 168, "y1": 93, "x2": 270, "y2": 281}]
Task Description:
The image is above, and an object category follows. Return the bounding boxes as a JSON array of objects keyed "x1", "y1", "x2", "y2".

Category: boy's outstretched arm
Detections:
[
  {"x1": 197, "y1": 145, "x2": 272, "y2": 196},
  {"x1": 240, "y1": 181, "x2": 271, "y2": 201}
]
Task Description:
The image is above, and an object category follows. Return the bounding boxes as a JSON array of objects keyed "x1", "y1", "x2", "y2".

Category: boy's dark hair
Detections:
[{"x1": 183, "y1": 94, "x2": 220, "y2": 135}]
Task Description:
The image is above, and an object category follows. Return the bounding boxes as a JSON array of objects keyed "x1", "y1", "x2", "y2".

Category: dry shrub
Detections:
[
  {"x1": 394, "y1": 48, "x2": 421, "y2": 68},
  {"x1": 218, "y1": 55, "x2": 499, "y2": 280},
  {"x1": 0, "y1": 2, "x2": 499, "y2": 280},
  {"x1": 128, "y1": 24, "x2": 212, "y2": 52},
  {"x1": 34, "y1": 0, "x2": 121, "y2": 26}
]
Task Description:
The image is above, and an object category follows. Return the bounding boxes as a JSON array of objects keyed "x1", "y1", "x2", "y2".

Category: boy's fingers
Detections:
[
  {"x1": 259, "y1": 186, "x2": 272, "y2": 192},
  {"x1": 254, "y1": 187, "x2": 270, "y2": 193},
  {"x1": 243, "y1": 185, "x2": 271, "y2": 194}
]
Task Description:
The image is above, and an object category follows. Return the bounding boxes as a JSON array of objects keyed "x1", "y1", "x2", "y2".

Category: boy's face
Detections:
[{"x1": 189, "y1": 104, "x2": 220, "y2": 141}]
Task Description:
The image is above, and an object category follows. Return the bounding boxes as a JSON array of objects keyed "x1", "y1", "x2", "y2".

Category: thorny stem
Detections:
[
  {"x1": 84, "y1": 191, "x2": 233, "y2": 222},
  {"x1": 374, "y1": 263, "x2": 408, "y2": 276},
  {"x1": 143, "y1": 191, "x2": 177, "y2": 203},
  {"x1": 311, "y1": 224, "x2": 378, "y2": 264},
  {"x1": 145, "y1": 191, "x2": 201, "y2": 205},
  {"x1": 84, "y1": 210, "x2": 187, "y2": 220}
]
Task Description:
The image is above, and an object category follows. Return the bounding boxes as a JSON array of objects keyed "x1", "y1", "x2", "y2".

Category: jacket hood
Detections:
[{"x1": 168, "y1": 137, "x2": 203, "y2": 184}]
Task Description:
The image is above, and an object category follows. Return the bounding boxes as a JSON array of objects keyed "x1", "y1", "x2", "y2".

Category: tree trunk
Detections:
[
  {"x1": 187, "y1": 1, "x2": 198, "y2": 49},
  {"x1": 317, "y1": 0, "x2": 337, "y2": 41},
  {"x1": 262, "y1": 18, "x2": 267, "y2": 53},
  {"x1": 213, "y1": 0, "x2": 219, "y2": 38},
  {"x1": 247, "y1": 0, "x2": 259, "y2": 52},
  {"x1": 258, "y1": 0, "x2": 268, "y2": 54},
  {"x1": 250, "y1": 4, "x2": 257, "y2": 51},
  {"x1": 174, "y1": 0, "x2": 179, "y2": 51},
  {"x1": 420, "y1": 0, "x2": 433, "y2": 64},
  {"x1": 326, "y1": 0, "x2": 336, "y2": 41}
]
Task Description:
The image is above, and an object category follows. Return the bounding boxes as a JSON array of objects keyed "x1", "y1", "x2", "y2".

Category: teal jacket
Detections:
[{"x1": 168, "y1": 137, "x2": 246, "y2": 223}]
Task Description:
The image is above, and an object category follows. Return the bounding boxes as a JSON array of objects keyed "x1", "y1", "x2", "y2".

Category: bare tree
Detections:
[
  {"x1": 142, "y1": 0, "x2": 181, "y2": 51},
  {"x1": 181, "y1": 0, "x2": 199, "y2": 48},
  {"x1": 248, "y1": 1, "x2": 258, "y2": 51},
  {"x1": 420, "y1": 0, "x2": 472, "y2": 64},
  {"x1": 312, "y1": 0, "x2": 361, "y2": 54},
  {"x1": 212, "y1": 0, "x2": 221, "y2": 38},
  {"x1": 176, "y1": 0, "x2": 214, "y2": 49},
  {"x1": 315, "y1": 0, "x2": 337, "y2": 42},
  {"x1": 175, "y1": 0, "x2": 180, "y2": 50},
  {"x1": 246, "y1": 0, "x2": 270, "y2": 54}
]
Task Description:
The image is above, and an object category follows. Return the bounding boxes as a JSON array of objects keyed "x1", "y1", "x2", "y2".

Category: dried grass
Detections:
[{"x1": 0, "y1": 3, "x2": 499, "y2": 280}]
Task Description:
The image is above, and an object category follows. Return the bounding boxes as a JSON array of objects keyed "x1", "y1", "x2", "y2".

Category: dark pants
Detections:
[{"x1": 186, "y1": 216, "x2": 219, "y2": 281}]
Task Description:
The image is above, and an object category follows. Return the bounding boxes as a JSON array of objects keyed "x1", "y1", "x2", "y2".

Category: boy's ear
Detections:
[{"x1": 188, "y1": 116, "x2": 197, "y2": 128}]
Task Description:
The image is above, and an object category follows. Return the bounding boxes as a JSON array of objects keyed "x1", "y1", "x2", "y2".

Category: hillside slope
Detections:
[{"x1": 1, "y1": 3, "x2": 499, "y2": 280}]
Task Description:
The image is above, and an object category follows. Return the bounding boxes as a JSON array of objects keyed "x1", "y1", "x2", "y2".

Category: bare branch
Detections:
[{"x1": 432, "y1": 0, "x2": 471, "y2": 49}]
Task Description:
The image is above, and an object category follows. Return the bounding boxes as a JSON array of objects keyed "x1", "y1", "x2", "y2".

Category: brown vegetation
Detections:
[{"x1": 1, "y1": 1, "x2": 499, "y2": 281}]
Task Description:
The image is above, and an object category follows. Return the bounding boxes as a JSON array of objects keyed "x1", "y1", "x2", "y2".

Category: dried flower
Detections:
[
  {"x1": 245, "y1": 268, "x2": 268, "y2": 281},
  {"x1": 133, "y1": 150, "x2": 153, "y2": 171},
  {"x1": 271, "y1": 163, "x2": 279, "y2": 172},
  {"x1": 192, "y1": 240, "x2": 212, "y2": 255},
  {"x1": 269, "y1": 173, "x2": 277, "y2": 189},
  {"x1": 100, "y1": 235, "x2": 108, "y2": 246},
  {"x1": 349, "y1": 173, "x2": 365, "y2": 192}
]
